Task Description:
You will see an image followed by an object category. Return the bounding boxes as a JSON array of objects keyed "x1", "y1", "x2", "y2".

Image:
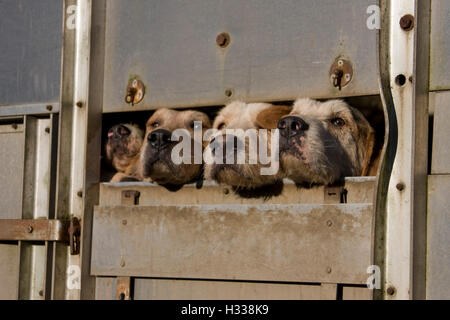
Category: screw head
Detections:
[
  {"x1": 396, "y1": 183, "x2": 405, "y2": 191},
  {"x1": 45, "y1": 127, "x2": 50, "y2": 134},
  {"x1": 387, "y1": 286, "x2": 396, "y2": 296},
  {"x1": 223, "y1": 188, "x2": 230, "y2": 195},
  {"x1": 326, "y1": 267, "x2": 332, "y2": 274},
  {"x1": 225, "y1": 89, "x2": 233, "y2": 97},
  {"x1": 77, "y1": 190, "x2": 83, "y2": 198},
  {"x1": 27, "y1": 225, "x2": 33, "y2": 233},
  {"x1": 326, "y1": 220, "x2": 333, "y2": 227},
  {"x1": 46, "y1": 105, "x2": 53, "y2": 111},
  {"x1": 76, "y1": 101, "x2": 83, "y2": 108}
]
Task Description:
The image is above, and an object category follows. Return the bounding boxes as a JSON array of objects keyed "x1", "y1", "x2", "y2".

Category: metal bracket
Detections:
[
  {"x1": 68, "y1": 217, "x2": 81, "y2": 255},
  {"x1": 0, "y1": 219, "x2": 68, "y2": 242},
  {"x1": 329, "y1": 58, "x2": 353, "y2": 90},
  {"x1": 116, "y1": 277, "x2": 132, "y2": 300},
  {"x1": 324, "y1": 186, "x2": 347, "y2": 204},
  {"x1": 121, "y1": 190, "x2": 140, "y2": 205}
]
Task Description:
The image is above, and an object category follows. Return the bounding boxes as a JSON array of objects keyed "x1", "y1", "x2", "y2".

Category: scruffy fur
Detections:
[
  {"x1": 279, "y1": 98, "x2": 375, "y2": 186},
  {"x1": 204, "y1": 101, "x2": 291, "y2": 191}
]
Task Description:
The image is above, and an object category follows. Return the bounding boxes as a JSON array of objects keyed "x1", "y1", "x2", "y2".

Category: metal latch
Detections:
[
  {"x1": 329, "y1": 58, "x2": 353, "y2": 90},
  {"x1": 324, "y1": 185, "x2": 348, "y2": 204},
  {"x1": 121, "y1": 190, "x2": 140, "y2": 205},
  {"x1": 68, "y1": 217, "x2": 81, "y2": 255},
  {"x1": 125, "y1": 79, "x2": 145, "y2": 106},
  {"x1": 0, "y1": 219, "x2": 68, "y2": 242}
]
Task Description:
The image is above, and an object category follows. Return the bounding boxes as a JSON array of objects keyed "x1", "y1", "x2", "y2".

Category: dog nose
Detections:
[
  {"x1": 278, "y1": 116, "x2": 309, "y2": 137},
  {"x1": 148, "y1": 129, "x2": 172, "y2": 150},
  {"x1": 108, "y1": 125, "x2": 131, "y2": 139}
]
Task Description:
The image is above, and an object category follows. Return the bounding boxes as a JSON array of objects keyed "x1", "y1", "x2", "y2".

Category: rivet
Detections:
[
  {"x1": 38, "y1": 290, "x2": 44, "y2": 297},
  {"x1": 326, "y1": 220, "x2": 333, "y2": 227},
  {"x1": 11, "y1": 123, "x2": 18, "y2": 130},
  {"x1": 223, "y1": 188, "x2": 230, "y2": 195},
  {"x1": 76, "y1": 101, "x2": 83, "y2": 108},
  {"x1": 400, "y1": 14, "x2": 414, "y2": 31},
  {"x1": 387, "y1": 286, "x2": 396, "y2": 296},
  {"x1": 77, "y1": 190, "x2": 83, "y2": 198},
  {"x1": 45, "y1": 127, "x2": 50, "y2": 134},
  {"x1": 46, "y1": 105, "x2": 53, "y2": 111},
  {"x1": 396, "y1": 183, "x2": 405, "y2": 191},
  {"x1": 27, "y1": 225, "x2": 33, "y2": 233},
  {"x1": 225, "y1": 89, "x2": 233, "y2": 97}
]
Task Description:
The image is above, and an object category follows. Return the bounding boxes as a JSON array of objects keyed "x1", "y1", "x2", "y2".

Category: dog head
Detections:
[
  {"x1": 105, "y1": 123, "x2": 143, "y2": 173},
  {"x1": 204, "y1": 101, "x2": 291, "y2": 193},
  {"x1": 278, "y1": 98, "x2": 375, "y2": 186},
  {"x1": 141, "y1": 108, "x2": 211, "y2": 190}
]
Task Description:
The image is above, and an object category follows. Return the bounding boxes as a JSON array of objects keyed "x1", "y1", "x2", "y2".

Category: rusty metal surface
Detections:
[
  {"x1": 91, "y1": 204, "x2": 373, "y2": 284},
  {"x1": 0, "y1": 220, "x2": 68, "y2": 242},
  {"x1": 102, "y1": 0, "x2": 378, "y2": 112},
  {"x1": 100, "y1": 177, "x2": 376, "y2": 206},
  {"x1": 427, "y1": 175, "x2": 450, "y2": 299}
]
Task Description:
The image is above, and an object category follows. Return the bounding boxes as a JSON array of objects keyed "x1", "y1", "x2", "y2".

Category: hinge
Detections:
[{"x1": 68, "y1": 217, "x2": 81, "y2": 255}]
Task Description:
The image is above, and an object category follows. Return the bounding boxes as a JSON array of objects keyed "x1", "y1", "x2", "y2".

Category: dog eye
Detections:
[
  {"x1": 217, "y1": 122, "x2": 226, "y2": 130},
  {"x1": 330, "y1": 118, "x2": 346, "y2": 127},
  {"x1": 150, "y1": 122, "x2": 160, "y2": 128}
]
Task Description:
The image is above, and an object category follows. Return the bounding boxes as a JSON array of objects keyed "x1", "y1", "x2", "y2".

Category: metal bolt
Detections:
[
  {"x1": 120, "y1": 259, "x2": 126, "y2": 267},
  {"x1": 122, "y1": 219, "x2": 127, "y2": 226},
  {"x1": 11, "y1": 123, "x2": 18, "y2": 130},
  {"x1": 326, "y1": 267, "x2": 332, "y2": 274},
  {"x1": 76, "y1": 101, "x2": 83, "y2": 108},
  {"x1": 46, "y1": 105, "x2": 53, "y2": 111},
  {"x1": 400, "y1": 14, "x2": 414, "y2": 31},
  {"x1": 326, "y1": 220, "x2": 333, "y2": 227},
  {"x1": 223, "y1": 188, "x2": 230, "y2": 195},
  {"x1": 27, "y1": 225, "x2": 33, "y2": 233},
  {"x1": 395, "y1": 74, "x2": 407, "y2": 86},
  {"x1": 387, "y1": 286, "x2": 396, "y2": 296},
  {"x1": 225, "y1": 89, "x2": 233, "y2": 97},
  {"x1": 77, "y1": 190, "x2": 83, "y2": 198},
  {"x1": 38, "y1": 290, "x2": 44, "y2": 297},
  {"x1": 396, "y1": 183, "x2": 405, "y2": 191},
  {"x1": 216, "y1": 32, "x2": 230, "y2": 48},
  {"x1": 45, "y1": 127, "x2": 50, "y2": 134}
]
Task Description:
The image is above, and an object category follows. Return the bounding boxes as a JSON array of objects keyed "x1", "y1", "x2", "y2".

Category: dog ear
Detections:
[
  {"x1": 256, "y1": 105, "x2": 292, "y2": 129},
  {"x1": 353, "y1": 109, "x2": 375, "y2": 176}
]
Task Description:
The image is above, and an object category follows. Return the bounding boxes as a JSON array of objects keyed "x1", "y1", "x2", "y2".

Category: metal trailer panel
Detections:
[
  {"x1": 431, "y1": 92, "x2": 450, "y2": 174},
  {"x1": 0, "y1": 0, "x2": 63, "y2": 109},
  {"x1": 99, "y1": 177, "x2": 376, "y2": 206},
  {"x1": 427, "y1": 175, "x2": 450, "y2": 300},
  {"x1": 430, "y1": 0, "x2": 450, "y2": 91},
  {"x1": 91, "y1": 204, "x2": 373, "y2": 284},
  {"x1": 102, "y1": 0, "x2": 378, "y2": 112}
]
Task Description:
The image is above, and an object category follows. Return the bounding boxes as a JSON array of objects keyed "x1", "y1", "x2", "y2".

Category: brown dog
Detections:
[
  {"x1": 204, "y1": 101, "x2": 291, "y2": 196},
  {"x1": 105, "y1": 123, "x2": 144, "y2": 182},
  {"x1": 278, "y1": 98, "x2": 375, "y2": 186},
  {"x1": 139, "y1": 108, "x2": 211, "y2": 190}
]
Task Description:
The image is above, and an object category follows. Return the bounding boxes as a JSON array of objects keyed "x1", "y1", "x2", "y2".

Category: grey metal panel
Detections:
[
  {"x1": 0, "y1": 244, "x2": 19, "y2": 300},
  {"x1": 342, "y1": 286, "x2": 372, "y2": 300},
  {"x1": 0, "y1": 124, "x2": 25, "y2": 219},
  {"x1": 427, "y1": 175, "x2": 450, "y2": 300},
  {"x1": 430, "y1": 0, "x2": 450, "y2": 91},
  {"x1": 99, "y1": 177, "x2": 376, "y2": 206},
  {"x1": 431, "y1": 92, "x2": 450, "y2": 174},
  {"x1": 91, "y1": 204, "x2": 373, "y2": 284},
  {"x1": 0, "y1": 0, "x2": 63, "y2": 107},
  {"x1": 133, "y1": 279, "x2": 333, "y2": 300},
  {"x1": 103, "y1": 0, "x2": 378, "y2": 112}
]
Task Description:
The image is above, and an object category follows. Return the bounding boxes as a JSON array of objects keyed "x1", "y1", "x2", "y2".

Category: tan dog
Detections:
[
  {"x1": 204, "y1": 101, "x2": 291, "y2": 196},
  {"x1": 278, "y1": 98, "x2": 375, "y2": 186},
  {"x1": 106, "y1": 123, "x2": 144, "y2": 182},
  {"x1": 140, "y1": 108, "x2": 211, "y2": 190}
]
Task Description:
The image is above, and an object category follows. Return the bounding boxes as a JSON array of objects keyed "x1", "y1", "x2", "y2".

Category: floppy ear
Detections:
[
  {"x1": 256, "y1": 105, "x2": 292, "y2": 129},
  {"x1": 353, "y1": 109, "x2": 375, "y2": 176}
]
